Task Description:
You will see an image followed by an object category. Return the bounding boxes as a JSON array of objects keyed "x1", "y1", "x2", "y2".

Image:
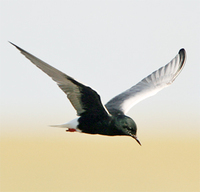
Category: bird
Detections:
[{"x1": 10, "y1": 42, "x2": 186, "y2": 145}]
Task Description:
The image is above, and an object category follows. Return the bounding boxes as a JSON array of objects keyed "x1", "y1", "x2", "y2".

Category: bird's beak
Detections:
[{"x1": 132, "y1": 135, "x2": 141, "y2": 146}]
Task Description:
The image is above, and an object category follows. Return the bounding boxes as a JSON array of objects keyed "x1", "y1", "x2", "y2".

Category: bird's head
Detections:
[{"x1": 115, "y1": 115, "x2": 141, "y2": 145}]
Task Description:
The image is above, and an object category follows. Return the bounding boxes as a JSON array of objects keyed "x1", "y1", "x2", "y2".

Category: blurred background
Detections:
[{"x1": 0, "y1": 0, "x2": 199, "y2": 191}]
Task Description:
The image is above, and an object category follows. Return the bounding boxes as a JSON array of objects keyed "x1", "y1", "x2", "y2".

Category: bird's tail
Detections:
[{"x1": 49, "y1": 124, "x2": 68, "y2": 128}]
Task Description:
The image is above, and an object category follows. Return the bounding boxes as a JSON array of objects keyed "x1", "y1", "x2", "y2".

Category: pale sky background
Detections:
[{"x1": 0, "y1": 0, "x2": 199, "y2": 138}]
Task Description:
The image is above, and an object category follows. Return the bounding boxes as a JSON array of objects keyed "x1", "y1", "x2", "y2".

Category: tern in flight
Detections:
[{"x1": 10, "y1": 42, "x2": 186, "y2": 145}]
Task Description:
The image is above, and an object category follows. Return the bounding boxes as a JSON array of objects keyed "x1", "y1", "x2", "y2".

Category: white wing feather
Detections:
[{"x1": 105, "y1": 49, "x2": 186, "y2": 114}]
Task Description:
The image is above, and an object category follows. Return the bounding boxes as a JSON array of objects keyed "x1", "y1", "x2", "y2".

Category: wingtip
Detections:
[
  {"x1": 178, "y1": 48, "x2": 186, "y2": 66},
  {"x1": 9, "y1": 41, "x2": 16, "y2": 46},
  {"x1": 179, "y1": 48, "x2": 186, "y2": 55},
  {"x1": 9, "y1": 41, "x2": 21, "y2": 50},
  {"x1": 9, "y1": 41, "x2": 28, "y2": 55},
  {"x1": 170, "y1": 48, "x2": 186, "y2": 82}
]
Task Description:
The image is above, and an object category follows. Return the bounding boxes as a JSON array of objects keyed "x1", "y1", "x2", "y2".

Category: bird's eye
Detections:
[{"x1": 123, "y1": 126, "x2": 131, "y2": 130}]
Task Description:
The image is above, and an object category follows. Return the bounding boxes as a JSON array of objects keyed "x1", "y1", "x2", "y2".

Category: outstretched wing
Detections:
[
  {"x1": 10, "y1": 42, "x2": 109, "y2": 117},
  {"x1": 105, "y1": 49, "x2": 186, "y2": 115}
]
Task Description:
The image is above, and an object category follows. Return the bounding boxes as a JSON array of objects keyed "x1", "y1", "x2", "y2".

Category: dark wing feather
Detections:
[{"x1": 10, "y1": 42, "x2": 109, "y2": 117}]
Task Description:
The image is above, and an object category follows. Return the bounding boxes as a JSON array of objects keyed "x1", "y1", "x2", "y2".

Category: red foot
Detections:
[{"x1": 66, "y1": 128, "x2": 77, "y2": 132}]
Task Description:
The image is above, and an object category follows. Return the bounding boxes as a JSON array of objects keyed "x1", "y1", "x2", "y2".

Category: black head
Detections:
[{"x1": 115, "y1": 115, "x2": 141, "y2": 145}]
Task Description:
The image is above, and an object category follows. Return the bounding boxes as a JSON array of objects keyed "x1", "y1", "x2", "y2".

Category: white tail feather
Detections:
[{"x1": 50, "y1": 118, "x2": 79, "y2": 129}]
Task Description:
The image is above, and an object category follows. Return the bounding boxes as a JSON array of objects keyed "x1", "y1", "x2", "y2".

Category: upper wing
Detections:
[
  {"x1": 105, "y1": 49, "x2": 186, "y2": 115},
  {"x1": 10, "y1": 42, "x2": 109, "y2": 117}
]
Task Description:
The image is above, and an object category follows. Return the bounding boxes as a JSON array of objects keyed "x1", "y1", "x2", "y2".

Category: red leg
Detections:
[{"x1": 66, "y1": 128, "x2": 77, "y2": 132}]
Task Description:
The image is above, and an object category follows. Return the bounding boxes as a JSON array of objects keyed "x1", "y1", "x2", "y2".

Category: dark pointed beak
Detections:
[{"x1": 132, "y1": 135, "x2": 141, "y2": 146}]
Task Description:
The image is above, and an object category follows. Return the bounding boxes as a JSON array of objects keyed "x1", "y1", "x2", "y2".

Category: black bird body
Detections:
[
  {"x1": 78, "y1": 114, "x2": 136, "y2": 137},
  {"x1": 10, "y1": 42, "x2": 186, "y2": 145}
]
